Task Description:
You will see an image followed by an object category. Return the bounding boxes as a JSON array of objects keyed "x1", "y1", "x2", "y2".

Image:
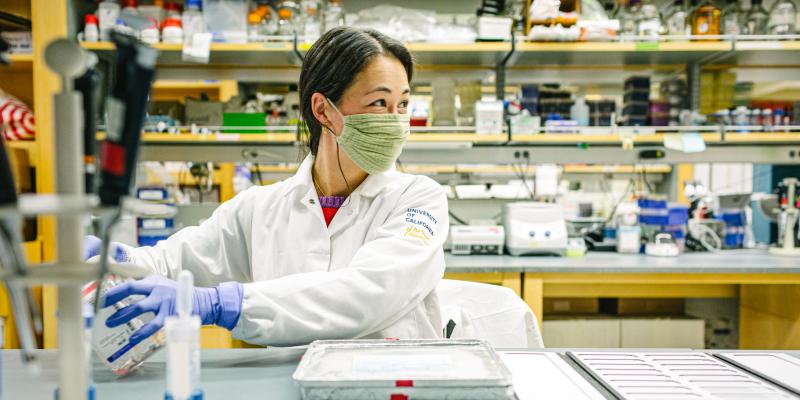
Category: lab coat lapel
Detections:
[{"x1": 326, "y1": 166, "x2": 399, "y2": 237}]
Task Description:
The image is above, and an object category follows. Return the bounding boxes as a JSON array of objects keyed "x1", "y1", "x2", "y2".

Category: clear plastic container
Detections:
[
  {"x1": 769, "y1": 0, "x2": 798, "y2": 34},
  {"x1": 82, "y1": 276, "x2": 165, "y2": 376},
  {"x1": 203, "y1": 0, "x2": 248, "y2": 43},
  {"x1": 294, "y1": 340, "x2": 514, "y2": 400}
]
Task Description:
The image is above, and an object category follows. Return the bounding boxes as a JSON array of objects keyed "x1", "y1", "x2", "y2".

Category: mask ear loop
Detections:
[{"x1": 322, "y1": 97, "x2": 353, "y2": 205}]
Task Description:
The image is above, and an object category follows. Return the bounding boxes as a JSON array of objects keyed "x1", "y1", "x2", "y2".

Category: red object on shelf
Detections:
[
  {"x1": 410, "y1": 117, "x2": 427, "y2": 127},
  {"x1": 85, "y1": 14, "x2": 98, "y2": 25},
  {"x1": 162, "y1": 17, "x2": 182, "y2": 29},
  {"x1": 395, "y1": 380, "x2": 414, "y2": 387},
  {"x1": 122, "y1": 0, "x2": 139, "y2": 8},
  {"x1": 390, "y1": 394, "x2": 409, "y2": 400}
]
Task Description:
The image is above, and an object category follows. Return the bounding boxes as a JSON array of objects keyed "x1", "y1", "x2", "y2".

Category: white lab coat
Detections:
[{"x1": 125, "y1": 155, "x2": 449, "y2": 346}]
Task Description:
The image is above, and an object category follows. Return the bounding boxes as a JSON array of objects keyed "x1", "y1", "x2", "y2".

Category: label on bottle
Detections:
[
  {"x1": 635, "y1": 42, "x2": 660, "y2": 51},
  {"x1": 698, "y1": 22, "x2": 709, "y2": 33}
]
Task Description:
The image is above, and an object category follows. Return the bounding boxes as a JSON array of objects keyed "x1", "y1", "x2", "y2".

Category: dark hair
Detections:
[{"x1": 299, "y1": 27, "x2": 414, "y2": 155}]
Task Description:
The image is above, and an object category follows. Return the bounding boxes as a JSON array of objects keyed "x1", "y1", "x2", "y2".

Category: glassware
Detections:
[
  {"x1": 744, "y1": 0, "x2": 769, "y2": 34},
  {"x1": 768, "y1": 0, "x2": 798, "y2": 34},
  {"x1": 692, "y1": 0, "x2": 722, "y2": 36},
  {"x1": 323, "y1": 0, "x2": 344, "y2": 33},
  {"x1": 721, "y1": 0, "x2": 742, "y2": 35},
  {"x1": 665, "y1": 0, "x2": 690, "y2": 35},
  {"x1": 301, "y1": 0, "x2": 322, "y2": 42},
  {"x1": 637, "y1": 0, "x2": 662, "y2": 37},
  {"x1": 277, "y1": 2, "x2": 299, "y2": 36}
]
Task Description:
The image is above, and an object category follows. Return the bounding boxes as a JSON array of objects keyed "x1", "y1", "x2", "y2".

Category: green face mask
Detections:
[{"x1": 326, "y1": 98, "x2": 410, "y2": 174}]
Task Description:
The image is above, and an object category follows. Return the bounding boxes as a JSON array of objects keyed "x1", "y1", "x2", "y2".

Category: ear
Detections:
[{"x1": 311, "y1": 93, "x2": 334, "y2": 133}]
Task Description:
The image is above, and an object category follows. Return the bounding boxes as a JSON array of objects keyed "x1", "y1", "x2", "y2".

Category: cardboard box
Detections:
[
  {"x1": 620, "y1": 318, "x2": 704, "y2": 348},
  {"x1": 543, "y1": 318, "x2": 620, "y2": 348},
  {"x1": 599, "y1": 298, "x2": 685, "y2": 316},
  {"x1": 544, "y1": 298, "x2": 600, "y2": 315}
]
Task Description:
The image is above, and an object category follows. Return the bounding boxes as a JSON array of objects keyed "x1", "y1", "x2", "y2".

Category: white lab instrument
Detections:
[
  {"x1": 503, "y1": 202, "x2": 568, "y2": 256},
  {"x1": 118, "y1": 156, "x2": 449, "y2": 346},
  {"x1": 82, "y1": 277, "x2": 165, "y2": 376},
  {"x1": 497, "y1": 352, "x2": 605, "y2": 400},
  {"x1": 769, "y1": 178, "x2": 800, "y2": 256},
  {"x1": 450, "y1": 225, "x2": 504, "y2": 255},
  {"x1": 165, "y1": 271, "x2": 202, "y2": 400},
  {"x1": 717, "y1": 353, "x2": 800, "y2": 396},
  {"x1": 293, "y1": 339, "x2": 514, "y2": 400},
  {"x1": 645, "y1": 233, "x2": 680, "y2": 257},
  {"x1": 616, "y1": 225, "x2": 641, "y2": 254}
]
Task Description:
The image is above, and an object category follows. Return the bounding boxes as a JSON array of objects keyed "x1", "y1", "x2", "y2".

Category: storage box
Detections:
[
  {"x1": 542, "y1": 318, "x2": 620, "y2": 348},
  {"x1": 544, "y1": 298, "x2": 599, "y2": 315},
  {"x1": 600, "y1": 299, "x2": 685, "y2": 316},
  {"x1": 620, "y1": 318, "x2": 704, "y2": 348}
]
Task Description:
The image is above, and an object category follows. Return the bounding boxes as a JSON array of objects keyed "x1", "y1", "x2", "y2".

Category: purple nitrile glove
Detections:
[
  {"x1": 84, "y1": 235, "x2": 132, "y2": 262},
  {"x1": 102, "y1": 274, "x2": 243, "y2": 346}
]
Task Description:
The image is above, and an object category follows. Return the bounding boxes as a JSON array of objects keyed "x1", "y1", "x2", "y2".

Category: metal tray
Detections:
[{"x1": 293, "y1": 339, "x2": 514, "y2": 400}]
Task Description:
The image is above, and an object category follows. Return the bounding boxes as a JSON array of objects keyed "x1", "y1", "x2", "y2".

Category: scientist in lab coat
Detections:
[{"x1": 95, "y1": 26, "x2": 449, "y2": 347}]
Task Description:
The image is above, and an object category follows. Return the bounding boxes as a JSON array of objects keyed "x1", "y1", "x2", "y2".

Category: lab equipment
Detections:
[
  {"x1": 204, "y1": 0, "x2": 248, "y2": 43},
  {"x1": 636, "y1": 0, "x2": 661, "y2": 38},
  {"x1": 504, "y1": 202, "x2": 568, "y2": 256},
  {"x1": 73, "y1": 54, "x2": 100, "y2": 194},
  {"x1": 162, "y1": 18, "x2": 183, "y2": 44},
  {"x1": 477, "y1": 16, "x2": 513, "y2": 41},
  {"x1": 165, "y1": 271, "x2": 203, "y2": 400},
  {"x1": 98, "y1": 0, "x2": 121, "y2": 41},
  {"x1": 769, "y1": 177, "x2": 800, "y2": 256},
  {"x1": 717, "y1": 353, "x2": 800, "y2": 396},
  {"x1": 692, "y1": 0, "x2": 721, "y2": 36},
  {"x1": 769, "y1": 0, "x2": 798, "y2": 34},
  {"x1": 721, "y1": 0, "x2": 742, "y2": 35},
  {"x1": 83, "y1": 276, "x2": 166, "y2": 376},
  {"x1": 745, "y1": 0, "x2": 770, "y2": 34},
  {"x1": 83, "y1": 14, "x2": 100, "y2": 42},
  {"x1": 182, "y1": 0, "x2": 206, "y2": 43},
  {"x1": 450, "y1": 225, "x2": 505, "y2": 255},
  {"x1": 323, "y1": 0, "x2": 345, "y2": 33},
  {"x1": 665, "y1": 0, "x2": 689, "y2": 35},
  {"x1": 645, "y1": 233, "x2": 680, "y2": 257},
  {"x1": 570, "y1": 352, "x2": 796, "y2": 400},
  {"x1": 475, "y1": 100, "x2": 505, "y2": 134},
  {"x1": 293, "y1": 339, "x2": 515, "y2": 400}
]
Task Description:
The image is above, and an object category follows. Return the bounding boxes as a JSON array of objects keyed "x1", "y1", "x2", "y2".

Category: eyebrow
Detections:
[{"x1": 366, "y1": 86, "x2": 411, "y2": 95}]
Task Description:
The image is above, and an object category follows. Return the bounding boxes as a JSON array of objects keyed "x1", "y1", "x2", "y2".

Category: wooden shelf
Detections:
[
  {"x1": 252, "y1": 163, "x2": 672, "y2": 175},
  {"x1": 23, "y1": 239, "x2": 42, "y2": 264},
  {"x1": 5, "y1": 140, "x2": 37, "y2": 167},
  {"x1": 512, "y1": 133, "x2": 722, "y2": 144},
  {"x1": 6, "y1": 53, "x2": 33, "y2": 70}
]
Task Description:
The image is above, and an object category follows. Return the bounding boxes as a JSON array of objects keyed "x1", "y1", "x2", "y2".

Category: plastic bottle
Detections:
[
  {"x1": 571, "y1": 97, "x2": 590, "y2": 126},
  {"x1": 768, "y1": 0, "x2": 798, "y2": 34},
  {"x1": 636, "y1": 0, "x2": 662, "y2": 37},
  {"x1": 162, "y1": 17, "x2": 184, "y2": 43},
  {"x1": 98, "y1": 0, "x2": 121, "y2": 41},
  {"x1": 84, "y1": 14, "x2": 100, "y2": 42},
  {"x1": 182, "y1": 0, "x2": 206, "y2": 44},
  {"x1": 277, "y1": 7, "x2": 295, "y2": 36},
  {"x1": 721, "y1": 0, "x2": 741, "y2": 35},
  {"x1": 301, "y1": 0, "x2": 322, "y2": 42},
  {"x1": 122, "y1": 0, "x2": 140, "y2": 14},
  {"x1": 165, "y1": 271, "x2": 202, "y2": 400},
  {"x1": 665, "y1": 0, "x2": 689, "y2": 36},
  {"x1": 139, "y1": 0, "x2": 166, "y2": 28},
  {"x1": 744, "y1": 0, "x2": 769, "y2": 34},
  {"x1": 323, "y1": 0, "x2": 344, "y2": 33},
  {"x1": 140, "y1": 18, "x2": 160, "y2": 44}
]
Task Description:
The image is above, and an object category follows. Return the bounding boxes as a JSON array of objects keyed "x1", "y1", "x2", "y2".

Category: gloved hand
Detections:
[
  {"x1": 102, "y1": 274, "x2": 243, "y2": 346},
  {"x1": 84, "y1": 235, "x2": 133, "y2": 262}
]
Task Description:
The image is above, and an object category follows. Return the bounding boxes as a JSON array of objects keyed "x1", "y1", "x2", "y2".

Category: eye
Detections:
[
  {"x1": 370, "y1": 99, "x2": 387, "y2": 107},
  {"x1": 399, "y1": 100, "x2": 409, "y2": 109}
]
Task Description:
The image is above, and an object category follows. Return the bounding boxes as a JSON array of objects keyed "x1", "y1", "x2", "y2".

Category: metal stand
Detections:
[{"x1": 770, "y1": 177, "x2": 800, "y2": 256}]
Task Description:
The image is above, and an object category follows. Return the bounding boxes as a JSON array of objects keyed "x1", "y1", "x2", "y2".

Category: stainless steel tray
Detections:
[{"x1": 293, "y1": 339, "x2": 514, "y2": 400}]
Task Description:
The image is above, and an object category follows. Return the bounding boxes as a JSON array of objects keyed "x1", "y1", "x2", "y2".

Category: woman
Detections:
[{"x1": 97, "y1": 27, "x2": 449, "y2": 347}]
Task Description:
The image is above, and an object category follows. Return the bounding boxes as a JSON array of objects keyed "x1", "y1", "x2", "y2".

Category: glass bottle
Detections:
[
  {"x1": 323, "y1": 0, "x2": 345, "y2": 33},
  {"x1": 614, "y1": 0, "x2": 638, "y2": 36},
  {"x1": 637, "y1": 0, "x2": 662, "y2": 37},
  {"x1": 744, "y1": 0, "x2": 769, "y2": 34},
  {"x1": 692, "y1": 0, "x2": 722, "y2": 36},
  {"x1": 277, "y1": 7, "x2": 295, "y2": 36},
  {"x1": 768, "y1": 0, "x2": 798, "y2": 34},
  {"x1": 665, "y1": 0, "x2": 690, "y2": 35},
  {"x1": 301, "y1": 0, "x2": 322, "y2": 43},
  {"x1": 721, "y1": 0, "x2": 742, "y2": 35}
]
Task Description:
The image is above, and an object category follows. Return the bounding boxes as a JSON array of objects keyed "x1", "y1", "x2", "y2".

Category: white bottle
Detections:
[
  {"x1": 98, "y1": 0, "x2": 121, "y2": 41},
  {"x1": 162, "y1": 18, "x2": 184, "y2": 44},
  {"x1": 571, "y1": 97, "x2": 590, "y2": 127},
  {"x1": 182, "y1": 0, "x2": 206, "y2": 45},
  {"x1": 140, "y1": 23, "x2": 160, "y2": 44},
  {"x1": 165, "y1": 271, "x2": 202, "y2": 400},
  {"x1": 84, "y1": 14, "x2": 100, "y2": 42}
]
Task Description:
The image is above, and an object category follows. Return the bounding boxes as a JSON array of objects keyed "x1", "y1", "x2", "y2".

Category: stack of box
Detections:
[
  {"x1": 649, "y1": 101, "x2": 670, "y2": 126},
  {"x1": 701, "y1": 72, "x2": 737, "y2": 115},
  {"x1": 520, "y1": 84, "x2": 539, "y2": 116},
  {"x1": 136, "y1": 187, "x2": 174, "y2": 247},
  {"x1": 586, "y1": 99, "x2": 616, "y2": 126},
  {"x1": 638, "y1": 196, "x2": 668, "y2": 245},
  {"x1": 538, "y1": 84, "x2": 573, "y2": 121},
  {"x1": 663, "y1": 203, "x2": 689, "y2": 252},
  {"x1": 659, "y1": 78, "x2": 688, "y2": 126},
  {"x1": 720, "y1": 209, "x2": 745, "y2": 249},
  {"x1": 622, "y1": 76, "x2": 650, "y2": 126}
]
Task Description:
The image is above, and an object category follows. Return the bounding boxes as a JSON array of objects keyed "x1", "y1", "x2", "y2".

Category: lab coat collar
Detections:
[{"x1": 281, "y1": 155, "x2": 399, "y2": 200}]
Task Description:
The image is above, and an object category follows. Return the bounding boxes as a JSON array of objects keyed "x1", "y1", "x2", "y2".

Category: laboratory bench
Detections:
[
  {"x1": 3, "y1": 348, "x2": 799, "y2": 399},
  {"x1": 442, "y1": 249, "x2": 800, "y2": 349}
]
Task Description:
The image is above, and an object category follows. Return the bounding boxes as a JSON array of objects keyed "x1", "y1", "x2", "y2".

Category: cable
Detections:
[
  {"x1": 689, "y1": 222, "x2": 722, "y2": 253},
  {"x1": 448, "y1": 211, "x2": 468, "y2": 225}
]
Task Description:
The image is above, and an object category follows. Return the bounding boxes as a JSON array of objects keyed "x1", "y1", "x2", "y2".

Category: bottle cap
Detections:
[
  {"x1": 123, "y1": 0, "x2": 138, "y2": 8},
  {"x1": 186, "y1": 0, "x2": 202, "y2": 9},
  {"x1": 248, "y1": 12, "x2": 262, "y2": 25},
  {"x1": 85, "y1": 14, "x2": 99, "y2": 25},
  {"x1": 163, "y1": 18, "x2": 182, "y2": 28}
]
